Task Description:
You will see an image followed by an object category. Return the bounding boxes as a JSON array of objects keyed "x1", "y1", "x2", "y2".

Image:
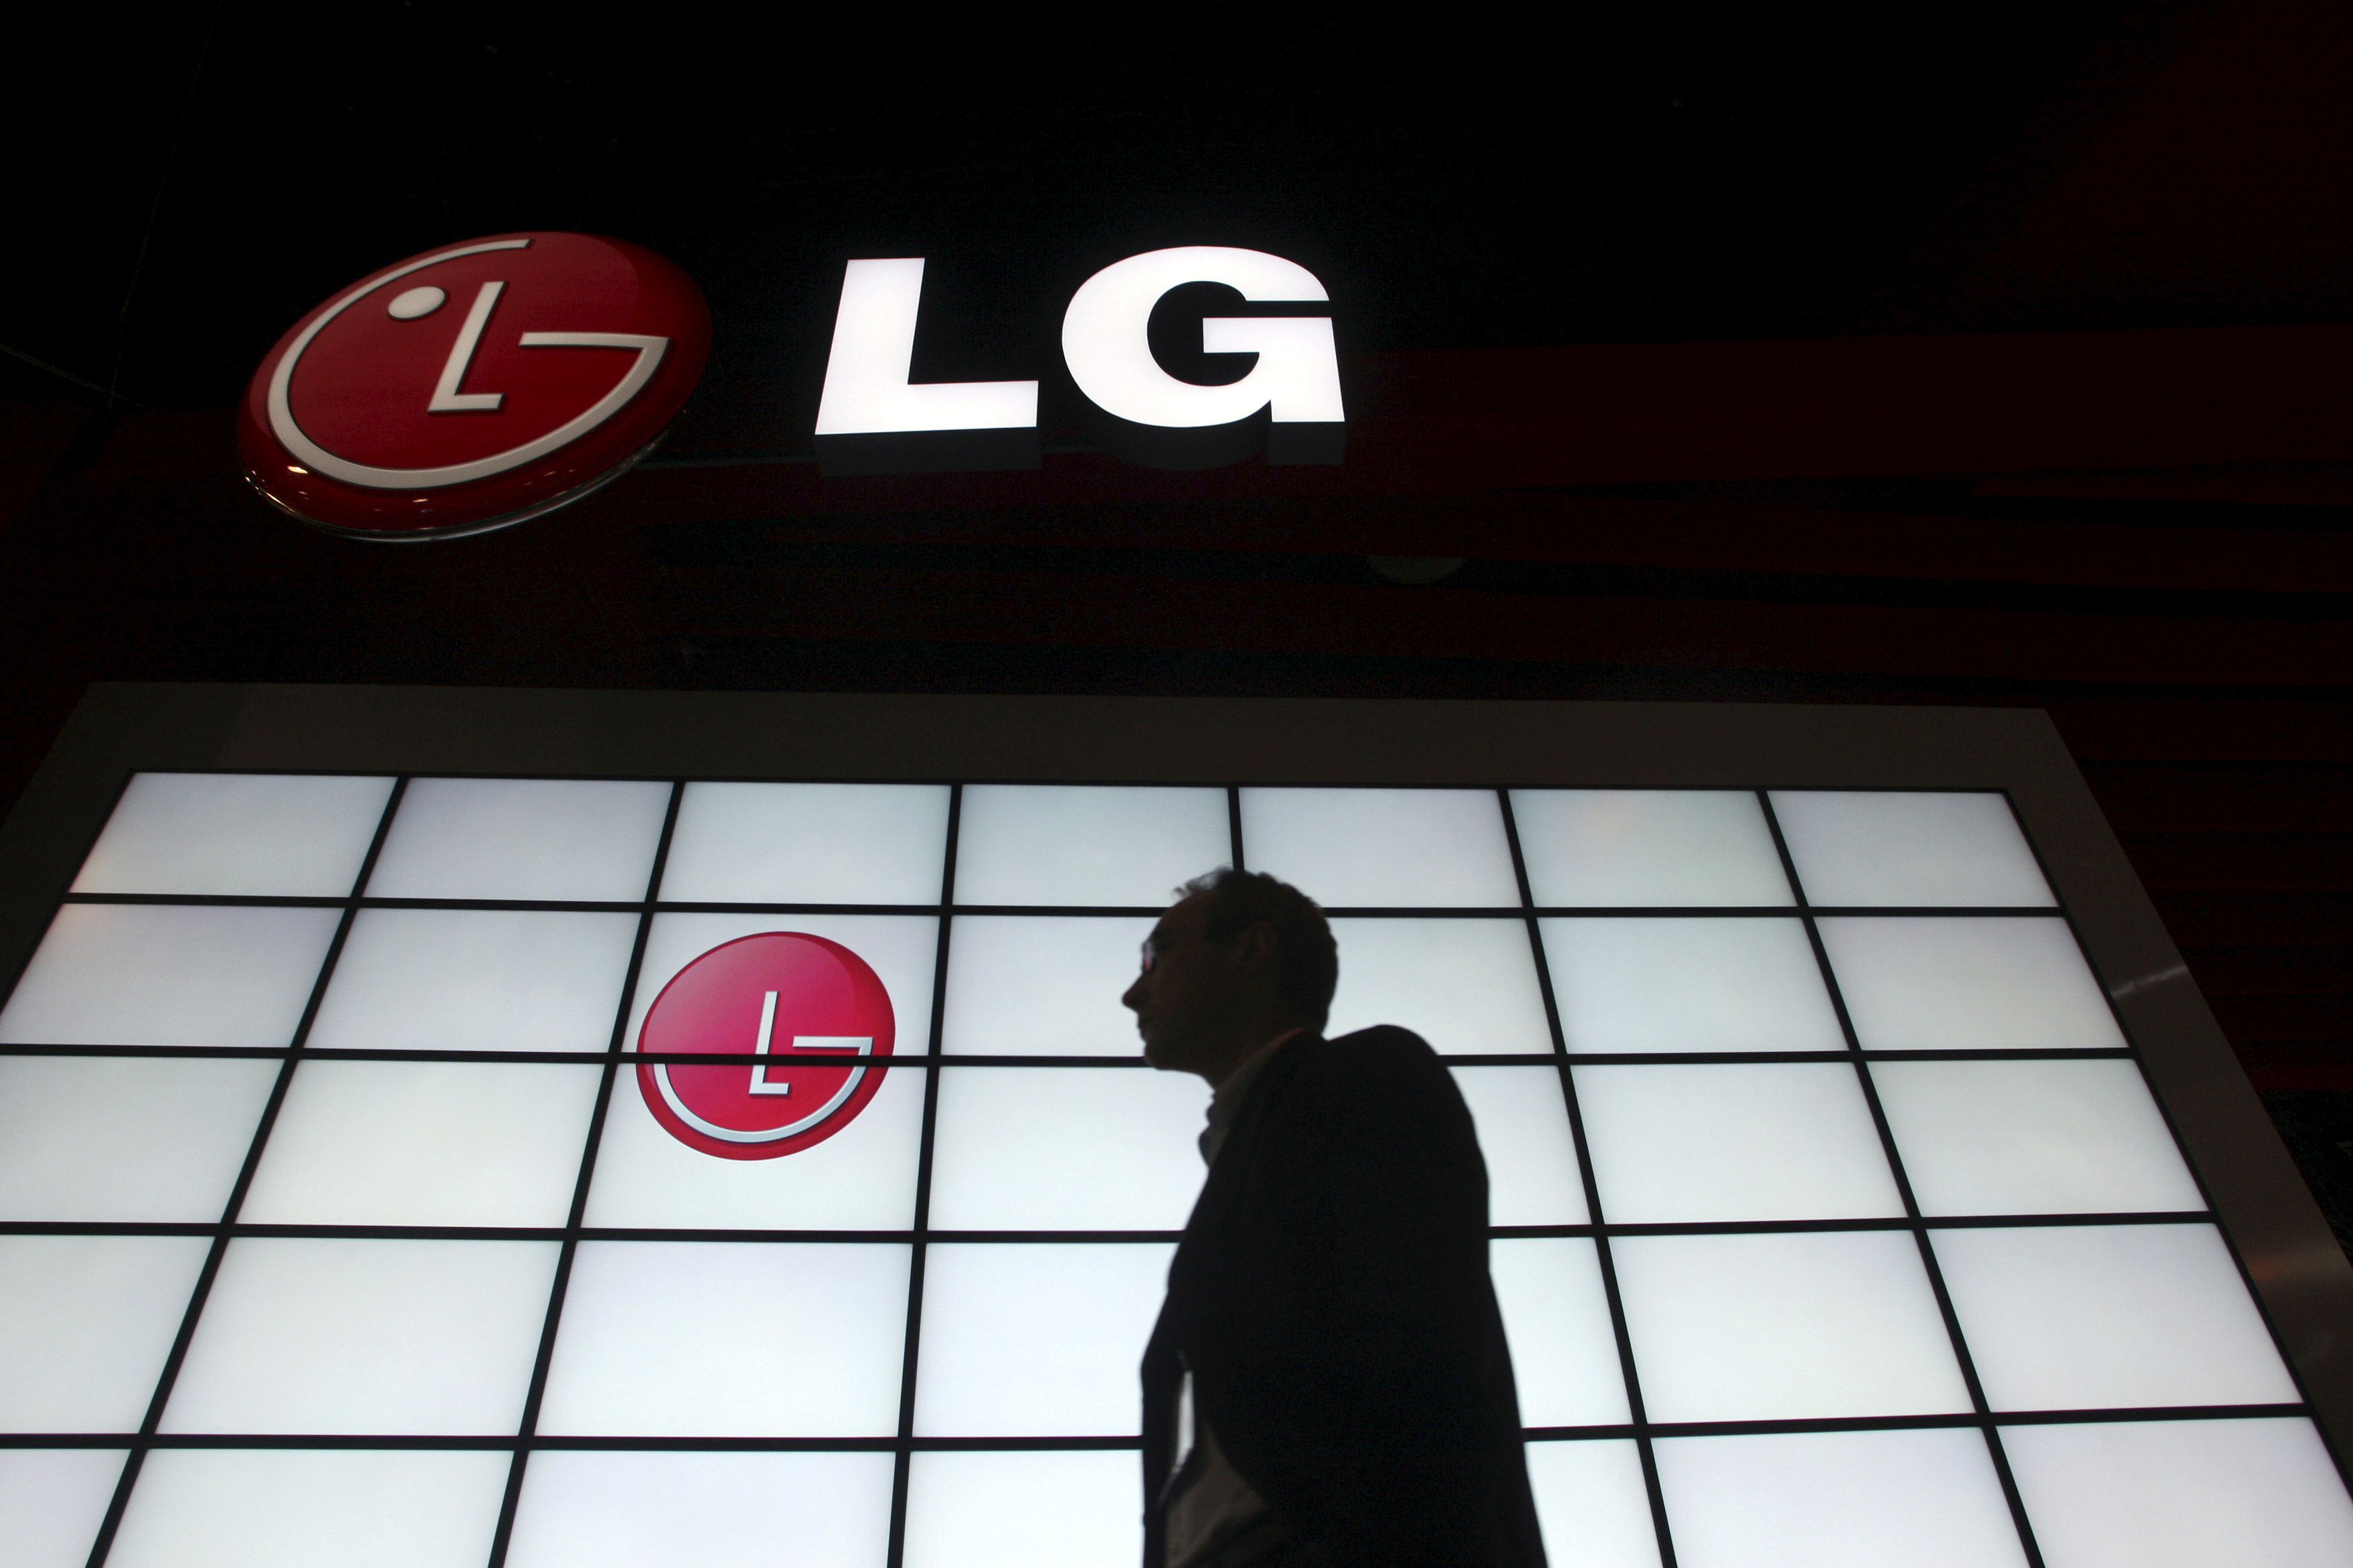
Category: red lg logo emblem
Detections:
[
  {"x1": 239, "y1": 231, "x2": 710, "y2": 539},
  {"x1": 636, "y1": 934, "x2": 897, "y2": 1159}
]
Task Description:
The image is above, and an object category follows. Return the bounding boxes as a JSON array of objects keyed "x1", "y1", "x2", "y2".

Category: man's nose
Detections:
[{"x1": 1121, "y1": 974, "x2": 1146, "y2": 1012}]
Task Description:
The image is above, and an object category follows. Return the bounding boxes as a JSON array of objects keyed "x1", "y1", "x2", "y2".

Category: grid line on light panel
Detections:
[
  {"x1": 1, "y1": 770, "x2": 2340, "y2": 1568},
  {"x1": 485, "y1": 779, "x2": 686, "y2": 1568},
  {"x1": 0, "y1": 1209, "x2": 2233, "y2": 1247},
  {"x1": 1497, "y1": 788, "x2": 1681, "y2": 1568},
  {"x1": 55, "y1": 893, "x2": 2102, "y2": 918},
  {"x1": 889, "y1": 782, "x2": 961, "y2": 1568},
  {"x1": 1757, "y1": 788, "x2": 2050, "y2": 1568},
  {"x1": 2, "y1": 1401, "x2": 2317, "y2": 1454},
  {"x1": 0, "y1": 1044, "x2": 2155, "y2": 1069},
  {"x1": 73, "y1": 774, "x2": 411, "y2": 1568}
]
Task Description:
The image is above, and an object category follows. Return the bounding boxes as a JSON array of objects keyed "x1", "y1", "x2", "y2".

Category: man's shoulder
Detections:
[
  {"x1": 1311, "y1": 1024, "x2": 1442, "y2": 1063},
  {"x1": 1284, "y1": 1026, "x2": 1454, "y2": 1096},
  {"x1": 1259, "y1": 1026, "x2": 1486, "y2": 1188}
]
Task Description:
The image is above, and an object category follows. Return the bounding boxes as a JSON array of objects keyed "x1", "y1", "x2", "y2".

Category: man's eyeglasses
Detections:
[
  {"x1": 1140, "y1": 921, "x2": 1250, "y2": 973},
  {"x1": 1138, "y1": 930, "x2": 1193, "y2": 973}
]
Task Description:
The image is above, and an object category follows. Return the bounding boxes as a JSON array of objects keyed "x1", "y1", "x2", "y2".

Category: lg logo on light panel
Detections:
[
  {"x1": 244, "y1": 233, "x2": 1343, "y2": 536},
  {"x1": 816, "y1": 245, "x2": 1345, "y2": 474},
  {"x1": 636, "y1": 933, "x2": 898, "y2": 1160}
]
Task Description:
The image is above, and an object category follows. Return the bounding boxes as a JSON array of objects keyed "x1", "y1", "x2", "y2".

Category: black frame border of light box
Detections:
[{"x1": 0, "y1": 685, "x2": 2346, "y2": 1568}]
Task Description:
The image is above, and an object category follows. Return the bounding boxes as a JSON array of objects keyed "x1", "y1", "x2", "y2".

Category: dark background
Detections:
[
  {"x1": 3, "y1": 5, "x2": 2142, "y2": 407},
  {"x1": 4, "y1": 2, "x2": 2351, "y2": 1241}
]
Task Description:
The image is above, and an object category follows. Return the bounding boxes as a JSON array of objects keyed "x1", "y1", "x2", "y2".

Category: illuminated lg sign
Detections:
[
  {"x1": 245, "y1": 234, "x2": 1342, "y2": 536},
  {"x1": 241, "y1": 233, "x2": 713, "y2": 539},
  {"x1": 817, "y1": 245, "x2": 1345, "y2": 472},
  {"x1": 636, "y1": 932, "x2": 897, "y2": 1160}
]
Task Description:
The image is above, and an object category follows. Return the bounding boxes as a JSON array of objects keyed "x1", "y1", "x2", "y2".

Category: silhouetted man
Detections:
[{"x1": 1126, "y1": 869, "x2": 1546, "y2": 1568}]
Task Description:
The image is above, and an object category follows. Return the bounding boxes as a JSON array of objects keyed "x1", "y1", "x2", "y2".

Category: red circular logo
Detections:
[
  {"x1": 636, "y1": 934, "x2": 897, "y2": 1160},
  {"x1": 239, "y1": 232, "x2": 711, "y2": 540}
]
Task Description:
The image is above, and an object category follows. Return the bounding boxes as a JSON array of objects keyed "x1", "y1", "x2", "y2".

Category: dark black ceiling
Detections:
[{"x1": 13, "y1": 3, "x2": 2127, "y2": 411}]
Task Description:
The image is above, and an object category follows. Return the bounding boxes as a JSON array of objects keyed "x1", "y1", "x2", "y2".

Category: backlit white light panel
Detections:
[{"x1": 2, "y1": 775, "x2": 2341, "y2": 1568}]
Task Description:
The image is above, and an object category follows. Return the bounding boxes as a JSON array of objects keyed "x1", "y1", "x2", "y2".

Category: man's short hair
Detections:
[{"x1": 1180, "y1": 868, "x2": 1340, "y2": 1032}]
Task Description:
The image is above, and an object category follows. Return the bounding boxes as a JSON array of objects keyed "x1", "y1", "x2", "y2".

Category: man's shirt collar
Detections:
[{"x1": 1198, "y1": 1027, "x2": 1308, "y2": 1165}]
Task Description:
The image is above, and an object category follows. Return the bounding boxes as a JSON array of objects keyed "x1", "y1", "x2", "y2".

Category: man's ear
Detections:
[{"x1": 1232, "y1": 920, "x2": 1281, "y2": 975}]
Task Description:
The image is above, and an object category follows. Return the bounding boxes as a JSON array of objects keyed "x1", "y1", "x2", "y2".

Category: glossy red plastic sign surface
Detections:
[
  {"x1": 239, "y1": 232, "x2": 709, "y2": 539},
  {"x1": 636, "y1": 933, "x2": 897, "y2": 1160}
]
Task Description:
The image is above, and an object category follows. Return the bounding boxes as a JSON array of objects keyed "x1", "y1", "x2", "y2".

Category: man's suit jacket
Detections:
[{"x1": 1142, "y1": 1026, "x2": 1548, "y2": 1568}]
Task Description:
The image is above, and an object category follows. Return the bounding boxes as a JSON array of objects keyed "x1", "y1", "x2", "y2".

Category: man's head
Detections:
[{"x1": 1123, "y1": 868, "x2": 1339, "y2": 1084}]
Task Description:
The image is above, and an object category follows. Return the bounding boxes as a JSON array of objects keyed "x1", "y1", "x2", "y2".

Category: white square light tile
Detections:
[
  {"x1": 536, "y1": 1241, "x2": 909, "y2": 1437},
  {"x1": 159, "y1": 1238, "x2": 555, "y2": 1434},
  {"x1": 925, "y1": 1067, "x2": 1207, "y2": 1230},
  {"x1": 585, "y1": 1053, "x2": 923, "y2": 1230},
  {"x1": 1525, "y1": 1440, "x2": 1661, "y2": 1568},
  {"x1": 1820, "y1": 917, "x2": 2126, "y2": 1051},
  {"x1": 1451, "y1": 1066, "x2": 1588, "y2": 1225},
  {"x1": 1324, "y1": 918, "x2": 1556, "y2": 1055},
  {"x1": 1613, "y1": 1231, "x2": 1970, "y2": 1423},
  {"x1": 1511, "y1": 790, "x2": 1792, "y2": 908},
  {"x1": 1574, "y1": 1063, "x2": 1903, "y2": 1223},
  {"x1": 506, "y1": 1450, "x2": 895, "y2": 1568},
  {"x1": 0, "y1": 1448, "x2": 126, "y2": 1568},
  {"x1": 1931, "y1": 1224, "x2": 2300, "y2": 1411},
  {"x1": 2002, "y1": 1417, "x2": 2353, "y2": 1568},
  {"x1": 365, "y1": 778, "x2": 672, "y2": 901},
  {"x1": 1491, "y1": 1239, "x2": 1629, "y2": 1426},
  {"x1": 623, "y1": 913, "x2": 939, "y2": 1055},
  {"x1": 1540, "y1": 918, "x2": 1845, "y2": 1055},
  {"x1": 1769, "y1": 791, "x2": 2055, "y2": 909},
  {"x1": 1240, "y1": 788, "x2": 1522, "y2": 907},
  {"x1": 1656, "y1": 1428, "x2": 2028, "y2": 1568},
  {"x1": 914, "y1": 1241, "x2": 1174, "y2": 1436},
  {"x1": 0, "y1": 1055, "x2": 279, "y2": 1221},
  {"x1": 72, "y1": 772, "x2": 395, "y2": 896},
  {"x1": 240, "y1": 1061, "x2": 601, "y2": 1227},
  {"x1": 0, "y1": 903, "x2": 340, "y2": 1049},
  {"x1": 0, "y1": 1235, "x2": 209, "y2": 1431},
  {"x1": 954, "y1": 786, "x2": 1231, "y2": 907},
  {"x1": 306, "y1": 908, "x2": 641, "y2": 1053},
  {"x1": 1872, "y1": 1059, "x2": 2204, "y2": 1216},
  {"x1": 660, "y1": 781, "x2": 951, "y2": 905},
  {"x1": 940, "y1": 915, "x2": 1156, "y2": 1056},
  {"x1": 106, "y1": 1448, "x2": 511, "y2": 1568},
  {"x1": 902, "y1": 1449, "x2": 1140, "y2": 1568}
]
